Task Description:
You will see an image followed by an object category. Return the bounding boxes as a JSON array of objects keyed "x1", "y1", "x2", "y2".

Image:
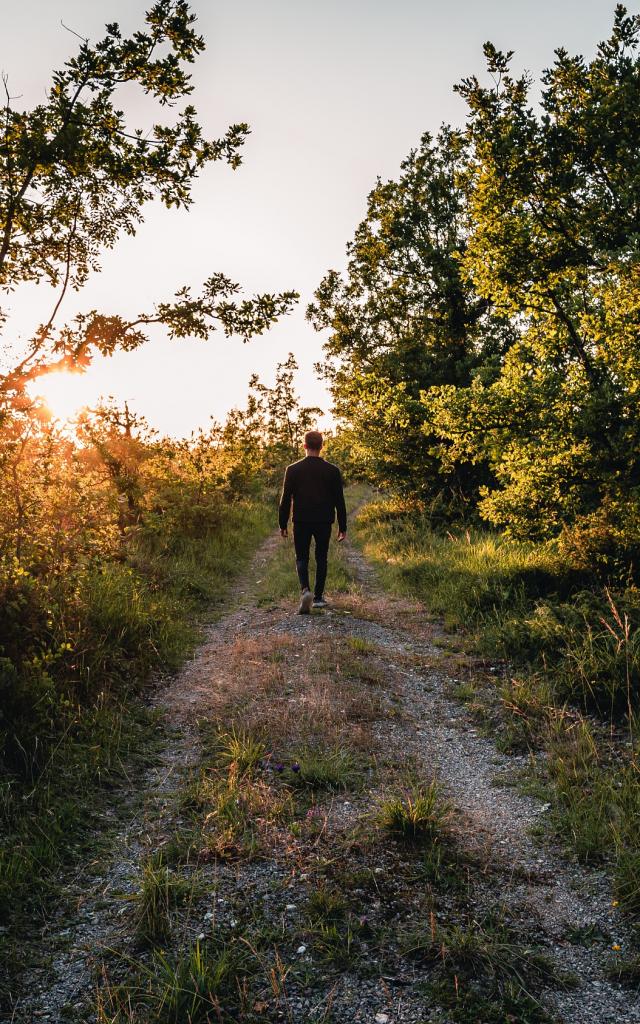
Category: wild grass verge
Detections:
[
  {"x1": 355, "y1": 497, "x2": 640, "y2": 918},
  {"x1": 356, "y1": 498, "x2": 640, "y2": 713},
  {"x1": 0, "y1": 499, "x2": 272, "y2": 1008}
]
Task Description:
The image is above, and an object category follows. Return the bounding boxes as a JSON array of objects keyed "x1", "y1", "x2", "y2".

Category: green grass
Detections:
[
  {"x1": 181, "y1": 760, "x2": 296, "y2": 862},
  {"x1": 304, "y1": 883, "x2": 362, "y2": 968},
  {"x1": 215, "y1": 728, "x2": 267, "y2": 775},
  {"x1": 346, "y1": 636, "x2": 375, "y2": 654},
  {"x1": 564, "y1": 922, "x2": 611, "y2": 946},
  {"x1": 289, "y1": 746, "x2": 365, "y2": 791},
  {"x1": 417, "y1": 837, "x2": 473, "y2": 893},
  {"x1": 424, "y1": 978, "x2": 553, "y2": 1024},
  {"x1": 0, "y1": 702, "x2": 162, "y2": 923},
  {"x1": 614, "y1": 847, "x2": 640, "y2": 914},
  {"x1": 518, "y1": 720, "x2": 640, "y2": 877},
  {"x1": 605, "y1": 951, "x2": 640, "y2": 986},
  {"x1": 355, "y1": 498, "x2": 640, "y2": 712},
  {"x1": 355, "y1": 497, "x2": 640, "y2": 913},
  {"x1": 407, "y1": 916, "x2": 557, "y2": 985},
  {"x1": 409, "y1": 911, "x2": 561, "y2": 1023},
  {"x1": 133, "y1": 860, "x2": 200, "y2": 945},
  {"x1": 356, "y1": 501, "x2": 569, "y2": 630},
  {"x1": 0, "y1": 498, "x2": 273, "y2": 1009},
  {"x1": 97, "y1": 936, "x2": 255, "y2": 1024},
  {"x1": 376, "y1": 782, "x2": 451, "y2": 843}
]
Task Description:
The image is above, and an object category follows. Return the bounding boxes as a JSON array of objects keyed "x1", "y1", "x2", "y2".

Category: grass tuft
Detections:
[
  {"x1": 216, "y1": 728, "x2": 266, "y2": 775},
  {"x1": 133, "y1": 860, "x2": 198, "y2": 945},
  {"x1": 408, "y1": 910, "x2": 562, "y2": 1023},
  {"x1": 98, "y1": 936, "x2": 254, "y2": 1024},
  {"x1": 290, "y1": 747, "x2": 363, "y2": 791},
  {"x1": 605, "y1": 951, "x2": 640, "y2": 986},
  {"x1": 376, "y1": 781, "x2": 450, "y2": 842},
  {"x1": 304, "y1": 883, "x2": 361, "y2": 968},
  {"x1": 614, "y1": 847, "x2": 640, "y2": 915},
  {"x1": 181, "y1": 766, "x2": 294, "y2": 862}
]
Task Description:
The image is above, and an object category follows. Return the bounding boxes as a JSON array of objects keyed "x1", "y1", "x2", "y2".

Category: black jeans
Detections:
[{"x1": 293, "y1": 522, "x2": 332, "y2": 598}]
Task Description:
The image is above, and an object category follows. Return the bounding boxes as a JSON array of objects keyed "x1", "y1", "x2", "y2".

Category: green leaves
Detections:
[
  {"x1": 446, "y1": 6, "x2": 640, "y2": 539},
  {"x1": 316, "y1": 6, "x2": 640, "y2": 558},
  {"x1": 0, "y1": 2, "x2": 296, "y2": 410},
  {"x1": 308, "y1": 128, "x2": 513, "y2": 508}
]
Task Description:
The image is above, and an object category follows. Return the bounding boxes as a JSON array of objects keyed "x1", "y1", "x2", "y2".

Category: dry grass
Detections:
[
  {"x1": 332, "y1": 590, "x2": 431, "y2": 635},
  {"x1": 170, "y1": 630, "x2": 403, "y2": 867},
  {"x1": 194, "y1": 633, "x2": 393, "y2": 755}
]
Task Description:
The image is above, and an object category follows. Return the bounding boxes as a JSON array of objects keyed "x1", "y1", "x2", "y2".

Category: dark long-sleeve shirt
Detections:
[{"x1": 278, "y1": 456, "x2": 347, "y2": 532}]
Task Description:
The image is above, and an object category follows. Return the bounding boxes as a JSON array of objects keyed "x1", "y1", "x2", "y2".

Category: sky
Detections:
[{"x1": 1, "y1": 0, "x2": 626, "y2": 436}]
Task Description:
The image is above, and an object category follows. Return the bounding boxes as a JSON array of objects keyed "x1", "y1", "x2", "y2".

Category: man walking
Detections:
[{"x1": 278, "y1": 430, "x2": 347, "y2": 614}]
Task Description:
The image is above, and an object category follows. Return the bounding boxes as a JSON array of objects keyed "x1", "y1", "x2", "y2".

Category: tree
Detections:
[
  {"x1": 308, "y1": 128, "x2": 515, "y2": 514},
  {"x1": 429, "y1": 6, "x2": 640, "y2": 542},
  {"x1": 76, "y1": 402, "x2": 155, "y2": 534},
  {"x1": 219, "y1": 354, "x2": 322, "y2": 491},
  {"x1": 0, "y1": 1, "x2": 297, "y2": 413}
]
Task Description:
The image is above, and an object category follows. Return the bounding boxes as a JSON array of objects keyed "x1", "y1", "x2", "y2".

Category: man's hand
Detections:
[
  {"x1": 280, "y1": 528, "x2": 288, "y2": 538},
  {"x1": 337, "y1": 531, "x2": 347, "y2": 542}
]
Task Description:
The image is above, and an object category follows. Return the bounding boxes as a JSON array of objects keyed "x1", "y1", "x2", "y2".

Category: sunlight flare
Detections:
[{"x1": 30, "y1": 370, "x2": 93, "y2": 423}]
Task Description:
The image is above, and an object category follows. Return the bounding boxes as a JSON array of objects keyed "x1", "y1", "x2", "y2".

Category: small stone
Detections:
[
  {"x1": 285, "y1": 904, "x2": 296, "y2": 912},
  {"x1": 375, "y1": 1015, "x2": 390, "y2": 1023},
  {"x1": 296, "y1": 944, "x2": 307, "y2": 954}
]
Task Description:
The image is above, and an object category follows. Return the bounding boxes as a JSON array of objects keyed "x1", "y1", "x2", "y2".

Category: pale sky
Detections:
[{"x1": 1, "y1": 0, "x2": 625, "y2": 435}]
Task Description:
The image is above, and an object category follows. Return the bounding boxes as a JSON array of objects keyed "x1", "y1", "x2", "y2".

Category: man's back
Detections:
[
  {"x1": 278, "y1": 456, "x2": 347, "y2": 529},
  {"x1": 278, "y1": 431, "x2": 347, "y2": 613}
]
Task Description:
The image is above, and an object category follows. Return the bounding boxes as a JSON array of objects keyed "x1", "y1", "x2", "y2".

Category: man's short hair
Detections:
[{"x1": 304, "y1": 430, "x2": 323, "y2": 451}]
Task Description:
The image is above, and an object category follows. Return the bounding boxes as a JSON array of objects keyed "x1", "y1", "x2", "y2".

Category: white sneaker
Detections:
[
  {"x1": 312, "y1": 597, "x2": 328, "y2": 609},
  {"x1": 298, "y1": 589, "x2": 313, "y2": 614}
]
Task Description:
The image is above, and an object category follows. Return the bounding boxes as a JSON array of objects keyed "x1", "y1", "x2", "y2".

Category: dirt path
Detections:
[{"x1": 11, "y1": 529, "x2": 640, "y2": 1024}]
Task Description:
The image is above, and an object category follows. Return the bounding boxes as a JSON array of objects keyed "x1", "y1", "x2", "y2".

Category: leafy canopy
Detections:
[
  {"x1": 314, "y1": 4, "x2": 640, "y2": 561},
  {"x1": 308, "y1": 128, "x2": 514, "y2": 512},
  {"x1": 0, "y1": 1, "x2": 297, "y2": 406},
  {"x1": 428, "y1": 3, "x2": 640, "y2": 538}
]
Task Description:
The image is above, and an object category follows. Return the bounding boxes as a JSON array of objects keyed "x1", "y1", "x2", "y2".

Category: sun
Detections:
[{"x1": 31, "y1": 370, "x2": 92, "y2": 423}]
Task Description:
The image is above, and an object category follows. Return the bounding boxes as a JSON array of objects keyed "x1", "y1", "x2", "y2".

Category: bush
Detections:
[{"x1": 558, "y1": 500, "x2": 640, "y2": 580}]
